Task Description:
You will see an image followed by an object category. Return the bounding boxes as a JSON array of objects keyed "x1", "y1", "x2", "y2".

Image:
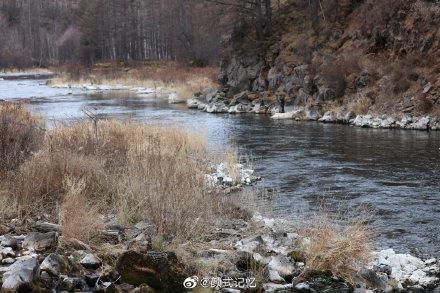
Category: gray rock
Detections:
[
  {"x1": 301, "y1": 272, "x2": 351, "y2": 293},
  {"x1": 359, "y1": 268, "x2": 388, "y2": 291},
  {"x1": 80, "y1": 253, "x2": 102, "y2": 269},
  {"x1": 305, "y1": 108, "x2": 319, "y2": 121},
  {"x1": 267, "y1": 67, "x2": 282, "y2": 90},
  {"x1": 40, "y1": 253, "x2": 68, "y2": 276},
  {"x1": 352, "y1": 115, "x2": 373, "y2": 127},
  {"x1": 206, "y1": 101, "x2": 228, "y2": 113},
  {"x1": 271, "y1": 112, "x2": 294, "y2": 120},
  {"x1": 230, "y1": 91, "x2": 251, "y2": 106},
  {"x1": 295, "y1": 282, "x2": 311, "y2": 292},
  {"x1": 265, "y1": 268, "x2": 285, "y2": 283},
  {"x1": 186, "y1": 98, "x2": 200, "y2": 109},
  {"x1": 1, "y1": 236, "x2": 19, "y2": 249},
  {"x1": 234, "y1": 236, "x2": 263, "y2": 254},
  {"x1": 379, "y1": 117, "x2": 396, "y2": 128},
  {"x1": 410, "y1": 116, "x2": 430, "y2": 130},
  {"x1": 22, "y1": 232, "x2": 57, "y2": 252},
  {"x1": 397, "y1": 114, "x2": 413, "y2": 128},
  {"x1": 197, "y1": 102, "x2": 207, "y2": 111},
  {"x1": 319, "y1": 111, "x2": 334, "y2": 123},
  {"x1": 2, "y1": 257, "x2": 39, "y2": 291},
  {"x1": 205, "y1": 89, "x2": 219, "y2": 103},
  {"x1": 134, "y1": 220, "x2": 155, "y2": 232},
  {"x1": 251, "y1": 101, "x2": 268, "y2": 114},
  {"x1": 267, "y1": 255, "x2": 297, "y2": 278},
  {"x1": 423, "y1": 83, "x2": 432, "y2": 94},
  {"x1": 228, "y1": 103, "x2": 251, "y2": 114},
  {"x1": 2, "y1": 258, "x2": 16, "y2": 265},
  {"x1": 295, "y1": 88, "x2": 311, "y2": 104},
  {"x1": 1, "y1": 247, "x2": 15, "y2": 257}
]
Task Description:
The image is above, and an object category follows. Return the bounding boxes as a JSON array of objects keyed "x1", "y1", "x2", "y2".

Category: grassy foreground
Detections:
[
  {"x1": 0, "y1": 102, "x2": 232, "y2": 243},
  {"x1": 0, "y1": 102, "x2": 375, "y2": 290}
]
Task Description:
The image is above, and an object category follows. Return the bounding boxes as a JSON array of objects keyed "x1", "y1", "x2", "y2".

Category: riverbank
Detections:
[
  {"x1": 186, "y1": 89, "x2": 440, "y2": 131},
  {"x1": 1, "y1": 102, "x2": 439, "y2": 292},
  {"x1": 48, "y1": 62, "x2": 218, "y2": 104},
  {"x1": 1, "y1": 209, "x2": 439, "y2": 292}
]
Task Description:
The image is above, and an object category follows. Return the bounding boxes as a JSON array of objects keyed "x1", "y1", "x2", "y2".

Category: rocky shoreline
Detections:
[
  {"x1": 186, "y1": 89, "x2": 440, "y2": 131},
  {"x1": 47, "y1": 81, "x2": 440, "y2": 131},
  {"x1": 1, "y1": 212, "x2": 439, "y2": 292}
]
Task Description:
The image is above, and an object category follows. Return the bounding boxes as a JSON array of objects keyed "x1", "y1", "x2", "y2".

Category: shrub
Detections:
[
  {"x1": 60, "y1": 177, "x2": 103, "y2": 243},
  {"x1": 347, "y1": 95, "x2": 372, "y2": 115},
  {"x1": 10, "y1": 150, "x2": 109, "y2": 216},
  {"x1": 318, "y1": 54, "x2": 361, "y2": 98},
  {"x1": 0, "y1": 103, "x2": 44, "y2": 179},
  {"x1": 303, "y1": 214, "x2": 373, "y2": 284},
  {"x1": 414, "y1": 96, "x2": 433, "y2": 114},
  {"x1": 7, "y1": 119, "x2": 222, "y2": 241}
]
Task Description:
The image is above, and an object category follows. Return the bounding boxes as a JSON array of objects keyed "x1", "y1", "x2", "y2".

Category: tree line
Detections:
[{"x1": 0, "y1": 0, "x2": 272, "y2": 68}]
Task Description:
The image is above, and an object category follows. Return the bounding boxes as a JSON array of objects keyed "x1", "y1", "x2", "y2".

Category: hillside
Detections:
[{"x1": 218, "y1": 0, "x2": 440, "y2": 120}]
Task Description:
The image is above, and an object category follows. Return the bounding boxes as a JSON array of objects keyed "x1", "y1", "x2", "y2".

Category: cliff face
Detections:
[{"x1": 219, "y1": 0, "x2": 440, "y2": 118}]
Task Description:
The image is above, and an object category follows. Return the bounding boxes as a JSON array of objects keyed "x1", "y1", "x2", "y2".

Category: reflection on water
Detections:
[{"x1": 2, "y1": 79, "x2": 440, "y2": 258}]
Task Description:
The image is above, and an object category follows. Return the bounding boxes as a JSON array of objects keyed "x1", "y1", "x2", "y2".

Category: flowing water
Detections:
[{"x1": 1, "y1": 76, "x2": 440, "y2": 258}]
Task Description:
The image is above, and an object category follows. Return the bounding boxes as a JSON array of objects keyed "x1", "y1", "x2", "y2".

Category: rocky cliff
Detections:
[{"x1": 217, "y1": 0, "x2": 440, "y2": 124}]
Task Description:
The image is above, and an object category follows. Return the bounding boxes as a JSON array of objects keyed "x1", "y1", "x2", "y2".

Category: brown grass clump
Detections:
[
  {"x1": 60, "y1": 178, "x2": 103, "y2": 243},
  {"x1": 52, "y1": 62, "x2": 219, "y2": 100},
  {"x1": 303, "y1": 213, "x2": 373, "y2": 284},
  {"x1": 5, "y1": 117, "x2": 221, "y2": 241},
  {"x1": 347, "y1": 95, "x2": 372, "y2": 115},
  {"x1": 0, "y1": 102, "x2": 44, "y2": 178}
]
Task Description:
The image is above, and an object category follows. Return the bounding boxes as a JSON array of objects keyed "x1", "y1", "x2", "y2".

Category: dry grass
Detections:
[
  {"x1": 302, "y1": 212, "x2": 373, "y2": 284},
  {"x1": 1, "y1": 116, "x2": 227, "y2": 242},
  {"x1": 50, "y1": 62, "x2": 218, "y2": 100},
  {"x1": 60, "y1": 177, "x2": 104, "y2": 243},
  {"x1": 0, "y1": 103, "x2": 44, "y2": 179},
  {"x1": 347, "y1": 95, "x2": 372, "y2": 115}
]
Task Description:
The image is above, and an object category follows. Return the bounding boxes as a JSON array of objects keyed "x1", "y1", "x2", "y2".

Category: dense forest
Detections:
[{"x1": 0, "y1": 0, "x2": 274, "y2": 68}]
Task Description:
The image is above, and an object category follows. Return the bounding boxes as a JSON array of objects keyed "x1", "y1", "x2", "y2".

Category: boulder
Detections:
[
  {"x1": 410, "y1": 116, "x2": 430, "y2": 130},
  {"x1": 40, "y1": 253, "x2": 68, "y2": 276},
  {"x1": 80, "y1": 253, "x2": 102, "y2": 269},
  {"x1": 234, "y1": 236, "x2": 264, "y2": 254},
  {"x1": 230, "y1": 91, "x2": 252, "y2": 106},
  {"x1": 371, "y1": 249, "x2": 439, "y2": 288},
  {"x1": 1, "y1": 236, "x2": 19, "y2": 249},
  {"x1": 305, "y1": 108, "x2": 319, "y2": 121},
  {"x1": 204, "y1": 89, "x2": 219, "y2": 103},
  {"x1": 167, "y1": 93, "x2": 185, "y2": 104},
  {"x1": 2, "y1": 257, "x2": 39, "y2": 292},
  {"x1": 271, "y1": 112, "x2": 294, "y2": 120},
  {"x1": 134, "y1": 220, "x2": 156, "y2": 236},
  {"x1": 186, "y1": 98, "x2": 200, "y2": 109},
  {"x1": 206, "y1": 101, "x2": 228, "y2": 113},
  {"x1": 22, "y1": 232, "x2": 57, "y2": 252},
  {"x1": 251, "y1": 101, "x2": 268, "y2": 114},
  {"x1": 116, "y1": 251, "x2": 187, "y2": 292},
  {"x1": 297, "y1": 271, "x2": 351, "y2": 293},
  {"x1": 396, "y1": 114, "x2": 413, "y2": 128},
  {"x1": 352, "y1": 115, "x2": 373, "y2": 128},
  {"x1": 319, "y1": 111, "x2": 334, "y2": 123},
  {"x1": 228, "y1": 103, "x2": 251, "y2": 114},
  {"x1": 267, "y1": 255, "x2": 298, "y2": 279},
  {"x1": 1, "y1": 247, "x2": 15, "y2": 258}
]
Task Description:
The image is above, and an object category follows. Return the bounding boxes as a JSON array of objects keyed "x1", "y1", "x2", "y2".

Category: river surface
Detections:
[{"x1": 1, "y1": 77, "x2": 440, "y2": 258}]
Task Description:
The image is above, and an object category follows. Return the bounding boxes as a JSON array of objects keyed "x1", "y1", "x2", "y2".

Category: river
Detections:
[{"x1": 1, "y1": 76, "x2": 440, "y2": 258}]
